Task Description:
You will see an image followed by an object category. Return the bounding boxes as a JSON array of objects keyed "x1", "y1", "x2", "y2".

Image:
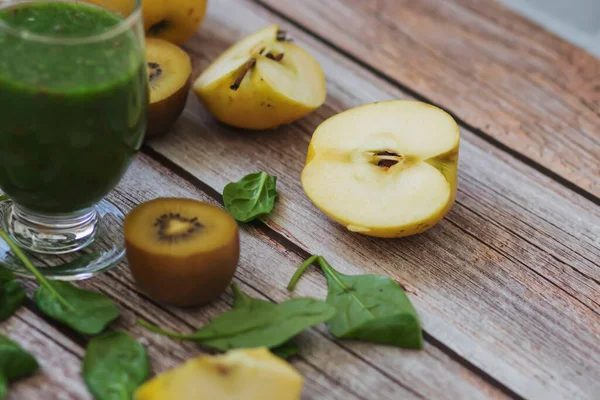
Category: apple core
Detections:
[{"x1": 302, "y1": 100, "x2": 460, "y2": 238}]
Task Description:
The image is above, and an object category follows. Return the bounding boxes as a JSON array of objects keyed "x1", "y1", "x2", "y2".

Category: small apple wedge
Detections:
[
  {"x1": 193, "y1": 24, "x2": 326, "y2": 130},
  {"x1": 302, "y1": 100, "x2": 460, "y2": 238}
]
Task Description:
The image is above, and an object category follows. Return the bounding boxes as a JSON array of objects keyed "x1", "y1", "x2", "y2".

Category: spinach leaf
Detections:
[
  {"x1": 230, "y1": 282, "x2": 273, "y2": 311},
  {"x1": 271, "y1": 340, "x2": 300, "y2": 359},
  {"x1": 35, "y1": 281, "x2": 120, "y2": 336},
  {"x1": 288, "y1": 256, "x2": 423, "y2": 349},
  {"x1": 230, "y1": 285, "x2": 300, "y2": 359},
  {"x1": 223, "y1": 172, "x2": 278, "y2": 222},
  {"x1": 44, "y1": 252, "x2": 102, "y2": 274},
  {"x1": 0, "y1": 229, "x2": 120, "y2": 335},
  {"x1": 138, "y1": 283, "x2": 335, "y2": 352},
  {"x1": 0, "y1": 265, "x2": 25, "y2": 320},
  {"x1": 83, "y1": 331, "x2": 150, "y2": 400},
  {"x1": 0, "y1": 334, "x2": 39, "y2": 382}
]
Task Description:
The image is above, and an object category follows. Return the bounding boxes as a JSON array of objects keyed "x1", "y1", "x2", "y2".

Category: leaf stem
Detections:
[
  {"x1": 0, "y1": 229, "x2": 72, "y2": 310},
  {"x1": 119, "y1": 376, "x2": 128, "y2": 400},
  {"x1": 287, "y1": 255, "x2": 319, "y2": 291},
  {"x1": 136, "y1": 318, "x2": 192, "y2": 340},
  {"x1": 317, "y1": 256, "x2": 373, "y2": 317},
  {"x1": 231, "y1": 282, "x2": 251, "y2": 309}
]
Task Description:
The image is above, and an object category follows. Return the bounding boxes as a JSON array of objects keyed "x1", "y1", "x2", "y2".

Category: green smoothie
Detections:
[{"x1": 0, "y1": 1, "x2": 147, "y2": 214}]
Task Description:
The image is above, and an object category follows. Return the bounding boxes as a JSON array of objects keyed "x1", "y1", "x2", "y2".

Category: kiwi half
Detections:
[
  {"x1": 124, "y1": 198, "x2": 240, "y2": 306},
  {"x1": 146, "y1": 38, "x2": 192, "y2": 138}
]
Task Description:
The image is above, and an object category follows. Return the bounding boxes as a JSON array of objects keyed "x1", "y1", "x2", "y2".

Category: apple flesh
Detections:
[
  {"x1": 193, "y1": 24, "x2": 327, "y2": 130},
  {"x1": 302, "y1": 100, "x2": 460, "y2": 238}
]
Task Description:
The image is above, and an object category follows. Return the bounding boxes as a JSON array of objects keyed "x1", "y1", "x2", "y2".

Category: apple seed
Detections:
[
  {"x1": 373, "y1": 151, "x2": 403, "y2": 168},
  {"x1": 147, "y1": 19, "x2": 169, "y2": 36},
  {"x1": 266, "y1": 53, "x2": 284, "y2": 61}
]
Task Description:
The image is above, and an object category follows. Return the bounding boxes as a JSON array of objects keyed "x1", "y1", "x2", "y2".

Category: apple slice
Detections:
[
  {"x1": 193, "y1": 24, "x2": 326, "y2": 130},
  {"x1": 302, "y1": 100, "x2": 460, "y2": 238}
]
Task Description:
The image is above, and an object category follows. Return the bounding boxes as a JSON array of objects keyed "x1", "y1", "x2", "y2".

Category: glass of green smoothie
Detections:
[{"x1": 0, "y1": 0, "x2": 147, "y2": 279}]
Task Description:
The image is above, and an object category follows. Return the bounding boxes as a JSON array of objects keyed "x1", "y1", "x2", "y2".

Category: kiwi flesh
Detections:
[
  {"x1": 145, "y1": 38, "x2": 192, "y2": 139},
  {"x1": 124, "y1": 198, "x2": 239, "y2": 306}
]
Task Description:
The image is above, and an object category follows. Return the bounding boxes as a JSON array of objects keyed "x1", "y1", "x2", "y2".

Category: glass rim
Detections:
[{"x1": 0, "y1": 0, "x2": 143, "y2": 45}]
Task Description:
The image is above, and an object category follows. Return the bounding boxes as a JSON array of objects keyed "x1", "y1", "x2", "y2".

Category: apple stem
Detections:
[
  {"x1": 266, "y1": 53, "x2": 284, "y2": 61},
  {"x1": 230, "y1": 58, "x2": 256, "y2": 91},
  {"x1": 277, "y1": 30, "x2": 291, "y2": 41}
]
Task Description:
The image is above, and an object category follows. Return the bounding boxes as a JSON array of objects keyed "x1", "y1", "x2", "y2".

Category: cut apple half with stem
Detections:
[
  {"x1": 193, "y1": 24, "x2": 326, "y2": 130},
  {"x1": 302, "y1": 100, "x2": 460, "y2": 238}
]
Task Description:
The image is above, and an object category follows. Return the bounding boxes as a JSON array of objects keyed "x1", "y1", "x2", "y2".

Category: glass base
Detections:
[{"x1": 0, "y1": 198, "x2": 125, "y2": 280}]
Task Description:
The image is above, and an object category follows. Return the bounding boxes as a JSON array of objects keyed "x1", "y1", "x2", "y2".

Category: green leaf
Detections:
[
  {"x1": 0, "y1": 334, "x2": 39, "y2": 382},
  {"x1": 83, "y1": 331, "x2": 150, "y2": 400},
  {"x1": 139, "y1": 283, "x2": 336, "y2": 352},
  {"x1": 271, "y1": 340, "x2": 300, "y2": 359},
  {"x1": 0, "y1": 265, "x2": 25, "y2": 320},
  {"x1": 35, "y1": 281, "x2": 120, "y2": 336},
  {"x1": 223, "y1": 172, "x2": 278, "y2": 222},
  {"x1": 0, "y1": 229, "x2": 120, "y2": 336},
  {"x1": 288, "y1": 256, "x2": 423, "y2": 349},
  {"x1": 42, "y1": 252, "x2": 102, "y2": 274},
  {"x1": 0, "y1": 373, "x2": 7, "y2": 400},
  {"x1": 230, "y1": 286, "x2": 300, "y2": 359}
]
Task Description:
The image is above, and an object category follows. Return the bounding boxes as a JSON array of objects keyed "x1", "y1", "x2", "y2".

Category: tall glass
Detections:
[{"x1": 0, "y1": 0, "x2": 147, "y2": 278}]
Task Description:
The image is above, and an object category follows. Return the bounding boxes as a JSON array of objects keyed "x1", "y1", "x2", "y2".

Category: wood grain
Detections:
[
  {"x1": 107, "y1": 155, "x2": 506, "y2": 400},
  {"x1": 1, "y1": 154, "x2": 504, "y2": 400},
  {"x1": 259, "y1": 0, "x2": 600, "y2": 198},
  {"x1": 139, "y1": 0, "x2": 600, "y2": 398},
  {"x1": 1, "y1": 309, "x2": 89, "y2": 400}
]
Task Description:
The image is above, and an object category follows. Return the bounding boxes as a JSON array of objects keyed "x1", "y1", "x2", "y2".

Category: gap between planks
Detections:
[
  {"x1": 252, "y1": 0, "x2": 600, "y2": 208},
  {"x1": 144, "y1": 1, "x2": 600, "y2": 396},
  {"x1": 142, "y1": 145, "x2": 525, "y2": 400},
  {"x1": 9, "y1": 250, "x2": 367, "y2": 400}
]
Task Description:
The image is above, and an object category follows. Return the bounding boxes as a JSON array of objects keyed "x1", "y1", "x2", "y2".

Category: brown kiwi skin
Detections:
[
  {"x1": 146, "y1": 76, "x2": 191, "y2": 139},
  {"x1": 125, "y1": 223, "x2": 239, "y2": 307}
]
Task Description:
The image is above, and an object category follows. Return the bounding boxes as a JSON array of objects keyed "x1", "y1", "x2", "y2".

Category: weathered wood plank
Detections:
[
  {"x1": 1, "y1": 153, "x2": 502, "y2": 399},
  {"x1": 5, "y1": 273, "x2": 358, "y2": 400},
  {"x1": 104, "y1": 154, "x2": 504, "y2": 400},
  {"x1": 259, "y1": 0, "x2": 600, "y2": 198},
  {"x1": 2, "y1": 154, "x2": 421, "y2": 400},
  {"x1": 1, "y1": 309, "x2": 89, "y2": 400},
  {"x1": 140, "y1": 1, "x2": 600, "y2": 398}
]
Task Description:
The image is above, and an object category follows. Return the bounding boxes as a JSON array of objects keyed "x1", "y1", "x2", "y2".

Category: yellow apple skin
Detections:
[
  {"x1": 302, "y1": 101, "x2": 460, "y2": 239},
  {"x1": 193, "y1": 25, "x2": 327, "y2": 130},
  {"x1": 80, "y1": 0, "x2": 135, "y2": 15},
  {"x1": 143, "y1": 0, "x2": 208, "y2": 45},
  {"x1": 134, "y1": 348, "x2": 304, "y2": 400}
]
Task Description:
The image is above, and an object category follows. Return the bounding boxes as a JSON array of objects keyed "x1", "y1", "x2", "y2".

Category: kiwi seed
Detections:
[
  {"x1": 148, "y1": 62, "x2": 163, "y2": 82},
  {"x1": 153, "y1": 213, "x2": 203, "y2": 243}
]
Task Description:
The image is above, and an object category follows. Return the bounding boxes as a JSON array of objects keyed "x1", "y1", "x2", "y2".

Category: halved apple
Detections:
[
  {"x1": 193, "y1": 24, "x2": 326, "y2": 130},
  {"x1": 302, "y1": 100, "x2": 460, "y2": 238}
]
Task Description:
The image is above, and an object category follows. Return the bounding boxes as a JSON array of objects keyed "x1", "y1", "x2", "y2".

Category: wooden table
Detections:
[{"x1": 4, "y1": 0, "x2": 599, "y2": 399}]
